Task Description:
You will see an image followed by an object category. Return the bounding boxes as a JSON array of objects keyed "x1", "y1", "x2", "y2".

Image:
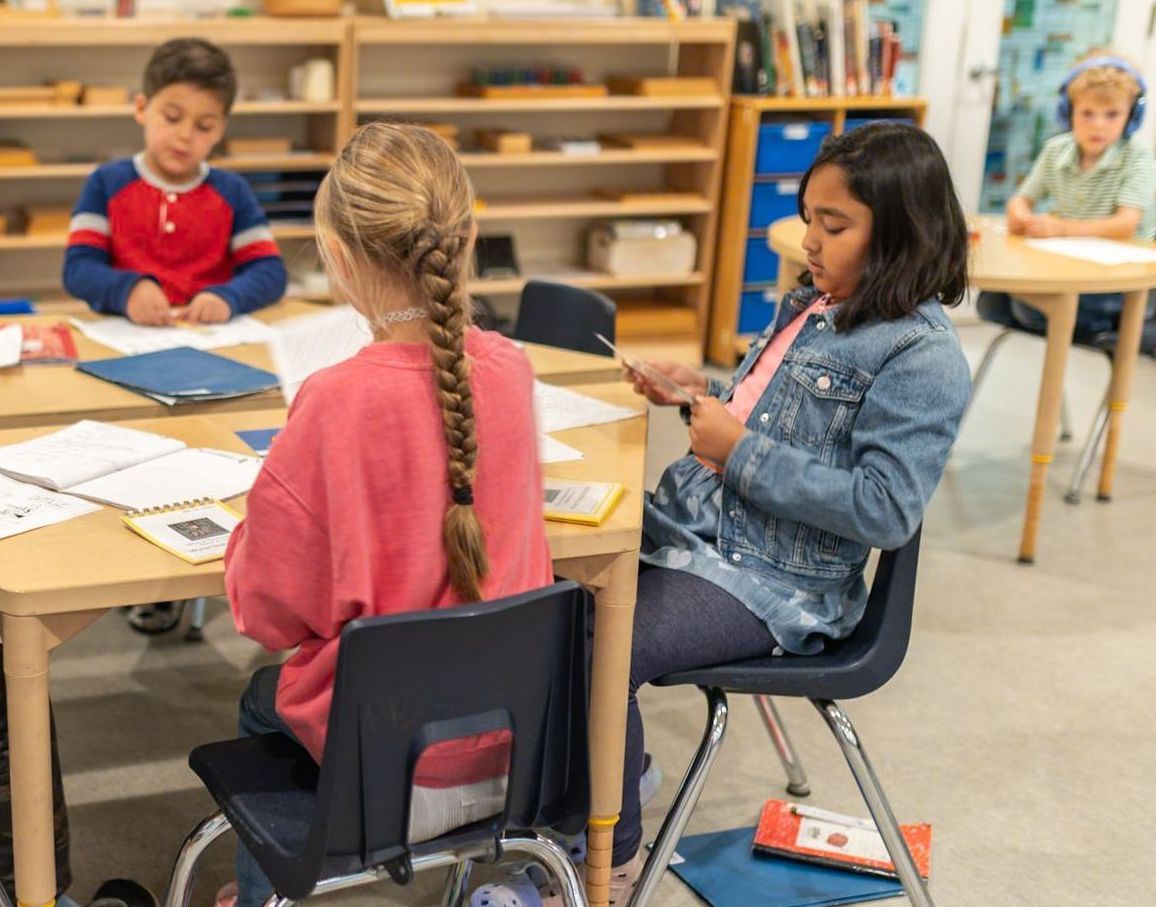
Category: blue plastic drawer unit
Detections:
[
  {"x1": 844, "y1": 116, "x2": 916, "y2": 132},
  {"x1": 743, "y1": 238, "x2": 779, "y2": 285},
  {"x1": 749, "y1": 177, "x2": 802, "y2": 229},
  {"x1": 754, "y1": 121, "x2": 831, "y2": 174},
  {"x1": 739, "y1": 288, "x2": 777, "y2": 334}
]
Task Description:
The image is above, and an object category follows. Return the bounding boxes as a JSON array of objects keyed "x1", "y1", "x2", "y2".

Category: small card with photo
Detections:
[{"x1": 122, "y1": 499, "x2": 243, "y2": 565}]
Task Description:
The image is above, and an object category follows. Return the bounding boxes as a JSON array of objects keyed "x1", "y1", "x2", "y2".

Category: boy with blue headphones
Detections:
[{"x1": 979, "y1": 52, "x2": 1155, "y2": 337}]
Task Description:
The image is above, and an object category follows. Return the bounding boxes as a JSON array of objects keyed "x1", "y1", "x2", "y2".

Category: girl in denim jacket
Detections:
[{"x1": 475, "y1": 123, "x2": 973, "y2": 907}]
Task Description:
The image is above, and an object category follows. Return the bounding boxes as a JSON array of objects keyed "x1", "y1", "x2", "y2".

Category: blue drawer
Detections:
[
  {"x1": 739, "y1": 288, "x2": 777, "y2": 334},
  {"x1": 749, "y1": 178, "x2": 802, "y2": 229},
  {"x1": 755, "y1": 121, "x2": 831, "y2": 174},
  {"x1": 744, "y1": 238, "x2": 779, "y2": 284},
  {"x1": 844, "y1": 116, "x2": 916, "y2": 132}
]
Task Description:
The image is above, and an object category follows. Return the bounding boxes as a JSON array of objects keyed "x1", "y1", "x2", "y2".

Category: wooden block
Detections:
[
  {"x1": 0, "y1": 142, "x2": 38, "y2": 167},
  {"x1": 457, "y1": 83, "x2": 608, "y2": 99},
  {"x1": 476, "y1": 129, "x2": 532, "y2": 154},
  {"x1": 421, "y1": 122, "x2": 460, "y2": 139},
  {"x1": 82, "y1": 85, "x2": 129, "y2": 106},
  {"x1": 52, "y1": 81, "x2": 83, "y2": 106},
  {"x1": 616, "y1": 299, "x2": 698, "y2": 338},
  {"x1": 20, "y1": 206, "x2": 72, "y2": 236},
  {"x1": 225, "y1": 136, "x2": 293, "y2": 156},
  {"x1": 607, "y1": 76, "x2": 718, "y2": 97},
  {"x1": 0, "y1": 86, "x2": 57, "y2": 108},
  {"x1": 598, "y1": 133, "x2": 704, "y2": 150}
]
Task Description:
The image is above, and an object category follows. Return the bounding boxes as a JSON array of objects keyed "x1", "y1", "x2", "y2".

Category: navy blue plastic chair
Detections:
[
  {"x1": 513, "y1": 280, "x2": 616, "y2": 356},
  {"x1": 164, "y1": 582, "x2": 591, "y2": 907},
  {"x1": 630, "y1": 528, "x2": 934, "y2": 907}
]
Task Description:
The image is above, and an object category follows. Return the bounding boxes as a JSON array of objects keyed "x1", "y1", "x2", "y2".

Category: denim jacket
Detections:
[{"x1": 640, "y1": 285, "x2": 971, "y2": 651}]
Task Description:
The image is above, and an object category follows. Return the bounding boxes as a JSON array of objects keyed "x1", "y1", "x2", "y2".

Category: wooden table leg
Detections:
[
  {"x1": 1017, "y1": 292, "x2": 1078, "y2": 565},
  {"x1": 1096, "y1": 288, "x2": 1150, "y2": 502},
  {"x1": 2, "y1": 615, "x2": 57, "y2": 907},
  {"x1": 554, "y1": 551, "x2": 640, "y2": 907}
]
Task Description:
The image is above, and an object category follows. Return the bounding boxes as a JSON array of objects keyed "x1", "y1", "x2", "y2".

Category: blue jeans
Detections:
[
  {"x1": 610, "y1": 566, "x2": 777, "y2": 866},
  {"x1": 235, "y1": 665, "x2": 297, "y2": 907},
  {"x1": 976, "y1": 291, "x2": 1124, "y2": 341}
]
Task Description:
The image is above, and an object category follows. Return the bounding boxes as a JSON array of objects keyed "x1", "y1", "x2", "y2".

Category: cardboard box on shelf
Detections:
[{"x1": 588, "y1": 220, "x2": 697, "y2": 277}]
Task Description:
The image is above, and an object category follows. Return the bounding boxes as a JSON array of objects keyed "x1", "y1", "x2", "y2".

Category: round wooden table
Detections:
[{"x1": 768, "y1": 215, "x2": 1156, "y2": 564}]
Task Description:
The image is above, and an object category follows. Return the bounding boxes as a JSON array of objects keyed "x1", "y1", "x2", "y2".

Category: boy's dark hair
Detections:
[
  {"x1": 796, "y1": 122, "x2": 969, "y2": 331},
  {"x1": 143, "y1": 38, "x2": 237, "y2": 113}
]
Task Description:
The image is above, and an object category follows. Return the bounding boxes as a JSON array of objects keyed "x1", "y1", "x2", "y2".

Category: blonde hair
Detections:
[
  {"x1": 1068, "y1": 51, "x2": 1142, "y2": 105},
  {"x1": 314, "y1": 122, "x2": 488, "y2": 602}
]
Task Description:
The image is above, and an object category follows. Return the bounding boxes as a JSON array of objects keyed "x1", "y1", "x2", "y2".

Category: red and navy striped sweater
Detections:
[{"x1": 63, "y1": 154, "x2": 288, "y2": 316}]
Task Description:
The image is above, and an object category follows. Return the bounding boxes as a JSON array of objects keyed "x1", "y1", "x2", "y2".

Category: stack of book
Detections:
[{"x1": 733, "y1": 0, "x2": 904, "y2": 98}]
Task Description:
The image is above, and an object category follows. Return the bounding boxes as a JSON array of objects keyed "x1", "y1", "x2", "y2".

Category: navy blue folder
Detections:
[
  {"x1": 76, "y1": 346, "x2": 279, "y2": 404},
  {"x1": 669, "y1": 826, "x2": 904, "y2": 907}
]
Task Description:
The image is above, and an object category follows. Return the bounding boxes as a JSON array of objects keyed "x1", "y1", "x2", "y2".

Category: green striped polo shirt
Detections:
[{"x1": 1016, "y1": 133, "x2": 1156, "y2": 240}]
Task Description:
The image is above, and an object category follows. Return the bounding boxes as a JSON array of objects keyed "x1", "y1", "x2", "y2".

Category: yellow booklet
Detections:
[
  {"x1": 122, "y1": 498, "x2": 244, "y2": 565},
  {"x1": 543, "y1": 479, "x2": 625, "y2": 526}
]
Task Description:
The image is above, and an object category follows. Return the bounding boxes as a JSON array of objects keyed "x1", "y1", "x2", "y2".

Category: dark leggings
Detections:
[{"x1": 610, "y1": 566, "x2": 777, "y2": 866}]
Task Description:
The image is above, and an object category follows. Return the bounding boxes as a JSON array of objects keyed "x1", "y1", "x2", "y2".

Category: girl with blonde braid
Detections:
[{"x1": 221, "y1": 122, "x2": 554, "y2": 907}]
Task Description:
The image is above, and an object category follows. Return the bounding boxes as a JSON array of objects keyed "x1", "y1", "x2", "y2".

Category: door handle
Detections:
[{"x1": 968, "y1": 64, "x2": 1000, "y2": 81}]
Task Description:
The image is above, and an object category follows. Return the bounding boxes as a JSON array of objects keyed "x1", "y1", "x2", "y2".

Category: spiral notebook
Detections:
[{"x1": 122, "y1": 498, "x2": 244, "y2": 564}]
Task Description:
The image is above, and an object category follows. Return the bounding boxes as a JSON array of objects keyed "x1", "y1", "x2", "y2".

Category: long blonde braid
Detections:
[{"x1": 314, "y1": 122, "x2": 487, "y2": 602}]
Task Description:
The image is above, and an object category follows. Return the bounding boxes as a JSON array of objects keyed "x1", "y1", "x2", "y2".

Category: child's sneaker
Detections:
[
  {"x1": 126, "y1": 602, "x2": 182, "y2": 635},
  {"x1": 639, "y1": 753, "x2": 663, "y2": 807}
]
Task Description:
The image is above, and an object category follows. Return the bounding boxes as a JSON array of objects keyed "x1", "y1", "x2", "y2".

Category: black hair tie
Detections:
[{"x1": 452, "y1": 485, "x2": 474, "y2": 506}]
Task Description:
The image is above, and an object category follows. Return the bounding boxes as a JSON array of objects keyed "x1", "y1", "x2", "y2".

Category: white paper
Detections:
[
  {"x1": 795, "y1": 816, "x2": 892, "y2": 865},
  {"x1": 66, "y1": 448, "x2": 262, "y2": 511},
  {"x1": 127, "y1": 501, "x2": 241, "y2": 563},
  {"x1": 70, "y1": 316, "x2": 275, "y2": 356},
  {"x1": 0, "y1": 420, "x2": 185, "y2": 491},
  {"x1": 0, "y1": 474, "x2": 100, "y2": 541},
  {"x1": 533, "y1": 381, "x2": 641, "y2": 435},
  {"x1": 0, "y1": 325, "x2": 22, "y2": 368},
  {"x1": 267, "y1": 305, "x2": 373, "y2": 405},
  {"x1": 1025, "y1": 237, "x2": 1156, "y2": 266},
  {"x1": 538, "y1": 434, "x2": 584, "y2": 464}
]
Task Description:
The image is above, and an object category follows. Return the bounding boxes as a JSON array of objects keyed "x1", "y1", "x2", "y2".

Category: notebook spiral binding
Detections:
[{"x1": 125, "y1": 497, "x2": 215, "y2": 518}]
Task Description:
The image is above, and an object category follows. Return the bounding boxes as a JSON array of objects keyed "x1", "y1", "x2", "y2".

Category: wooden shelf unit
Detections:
[
  {"x1": 0, "y1": 16, "x2": 734, "y2": 364},
  {"x1": 352, "y1": 15, "x2": 734, "y2": 364},
  {"x1": 706, "y1": 95, "x2": 927, "y2": 365}
]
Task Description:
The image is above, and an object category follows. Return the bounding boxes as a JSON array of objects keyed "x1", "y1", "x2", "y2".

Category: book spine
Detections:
[{"x1": 796, "y1": 20, "x2": 820, "y2": 98}]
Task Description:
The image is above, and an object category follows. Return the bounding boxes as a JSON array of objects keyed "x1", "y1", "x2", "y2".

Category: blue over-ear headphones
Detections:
[{"x1": 1057, "y1": 55, "x2": 1148, "y2": 139}]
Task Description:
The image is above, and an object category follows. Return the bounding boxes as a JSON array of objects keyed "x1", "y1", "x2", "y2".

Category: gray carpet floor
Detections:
[{"x1": 50, "y1": 322, "x2": 1156, "y2": 907}]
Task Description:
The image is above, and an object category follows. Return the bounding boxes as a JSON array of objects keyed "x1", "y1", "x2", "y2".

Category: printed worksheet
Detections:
[
  {"x1": 0, "y1": 474, "x2": 99, "y2": 540},
  {"x1": 533, "y1": 381, "x2": 641, "y2": 435},
  {"x1": 70, "y1": 316, "x2": 275, "y2": 355},
  {"x1": 267, "y1": 305, "x2": 372, "y2": 404}
]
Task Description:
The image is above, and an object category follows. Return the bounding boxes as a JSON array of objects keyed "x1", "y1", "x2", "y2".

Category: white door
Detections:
[
  {"x1": 1111, "y1": 0, "x2": 1156, "y2": 153},
  {"x1": 918, "y1": 0, "x2": 1006, "y2": 213}
]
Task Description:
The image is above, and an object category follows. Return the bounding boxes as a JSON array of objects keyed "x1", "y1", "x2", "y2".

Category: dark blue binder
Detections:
[{"x1": 76, "y1": 346, "x2": 279, "y2": 404}]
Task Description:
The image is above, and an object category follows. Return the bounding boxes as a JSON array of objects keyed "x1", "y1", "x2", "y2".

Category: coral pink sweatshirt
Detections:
[{"x1": 225, "y1": 328, "x2": 553, "y2": 784}]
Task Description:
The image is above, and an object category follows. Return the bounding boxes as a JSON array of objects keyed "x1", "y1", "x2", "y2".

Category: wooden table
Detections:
[
  {"x1": 0, "y1": 383, "x2": 646, "y2": 907},
  {"x1": 0, "y1": 304, "x2": 620, "y2": 429},
  {"x1": 768, "y1": 215, "x2": 1156, "y2": 563}
]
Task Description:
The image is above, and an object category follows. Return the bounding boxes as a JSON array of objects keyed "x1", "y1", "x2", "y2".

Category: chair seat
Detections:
[{"x1": 652, "y1": 649, "x2": 897, "y2": 701}]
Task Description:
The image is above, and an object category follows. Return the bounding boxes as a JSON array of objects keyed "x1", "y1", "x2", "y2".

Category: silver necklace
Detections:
[{"x1": 378, "y1": 307, "x2": 428, "y2": 326}]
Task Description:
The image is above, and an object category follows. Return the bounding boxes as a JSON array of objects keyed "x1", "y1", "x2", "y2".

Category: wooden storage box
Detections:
[
  {"x1": 457, "y1": 83, "x2": 608, "y2": 99},
  {"x1": 263, "y1": 0, "x2": 342, "y2": 15},
  {"x1": 607, "y1": 76, "x2": 718, "y2": 97},
  {"x1": 616, "y1": 300, "x2": 698, "y2": 338},
  {"x1": 19, "y1": 206, "x2": 72, "y2": 237},
  {"x1": 82, "y1": 85, "x2": 129, "y2": 106},
  {"x1": 476, "y1": 129, "x2": 532, "y2": 154},
  {"x1": 599, "y1": 133, "x2": 705, "y2": 150},
  {"x1": 0, "y1": 86, "x2": 57, "y2": 108},
  {"x1": 0, "y1": 143, "x2": 38, "y2": 167},
  {"x1": 587, "y1": 222, "x2": 697, "y2": 276},
  {"x1": 225, "y1": 137, "x2": 294, "y2": 156}
]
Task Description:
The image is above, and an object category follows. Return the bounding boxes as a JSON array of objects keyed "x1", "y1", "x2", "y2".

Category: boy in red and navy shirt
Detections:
[{"x1": 64, "y1": 37, "x2": 287, "y2": 325}]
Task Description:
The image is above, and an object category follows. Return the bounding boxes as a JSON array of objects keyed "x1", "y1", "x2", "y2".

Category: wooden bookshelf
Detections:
[
  {"x1": 707, "y1": 95, "x2": 928, "y2": 364},
  {"x1": 353, "y1": 15, "x2": 735, "y2": 364}
]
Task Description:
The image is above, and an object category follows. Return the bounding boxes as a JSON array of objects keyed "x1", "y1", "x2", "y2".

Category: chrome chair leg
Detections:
[
  {"x1": 185, "y1": 597, "x2": 207, "y2": 642},
  {"x1": 813, "y1": 700, "x2": 934, "y2": 907},
  {"x1": 441, "y1": 860, "x2": 473, "y2": 907},
  {"x1": 963, "y1": 328, "x2": 1013, "y2": 422},
  {"x1": 163, "y1": 811, "x2": 233, "y2": 907},
  {"x1": 263, "y1": 897, "x2": 292, "y2": 907},
  {"x1": 1059, "y1": 393, "x2": 1073, "y2": 442},
  {"x1": 630, "y1": 687, "x2": 729, "y2": 907},
  {"x1": 754, "y1": 695, "x2": 811, "y2": 797},
  {"x1": 1064, "y1": 392, "x2": 1110, "y2": 505},
  {"x1": 501, "y1": 833, "x2": 585, "y2": 907}
]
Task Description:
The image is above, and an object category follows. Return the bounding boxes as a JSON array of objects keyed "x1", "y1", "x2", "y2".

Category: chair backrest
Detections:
[
  {"x1": 819, "y1": 526, "x2": 922, "y2": 696},
  {"x1": 303, "y1": 582, "x2": 590, "y2": 885},
  {"x1": 0, "y1": 299, "x2": 35, "y2": 316},
  {"x1": 513, "y1": 280, "x2": 616, "y2": 356}
]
